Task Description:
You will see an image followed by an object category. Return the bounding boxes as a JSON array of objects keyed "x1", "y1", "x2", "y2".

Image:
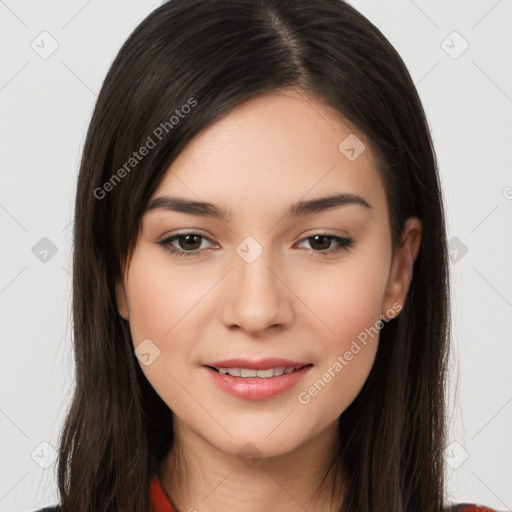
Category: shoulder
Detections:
[{"x1": 445, "y1": 504, "x2": 502, "y2": 512}]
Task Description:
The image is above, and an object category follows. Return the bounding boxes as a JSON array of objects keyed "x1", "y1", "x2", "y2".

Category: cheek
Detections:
[
  {"x1": 123, "y1": 251, "x2": 214, "y2": 411},
  {"x1": 125, "y1": 253, "x2": 208, "y2": 344},
  {"x1": 293, "y1": 256, "x2": 387, "y2": 417},
  {"x1": 302, "y1": 253, "x2": 389, "y2": 346}
]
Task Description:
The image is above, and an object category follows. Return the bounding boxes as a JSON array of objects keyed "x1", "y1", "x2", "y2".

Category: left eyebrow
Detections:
[
  {"x1": 144, "y1": 192, "x2": 372, "y2": 220},
  {"x1": 283, "y1": 192, "x2": 372, "y2": 219}
]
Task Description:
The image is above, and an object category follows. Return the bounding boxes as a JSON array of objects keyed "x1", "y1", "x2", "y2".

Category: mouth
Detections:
[
  {"x1": 205, "y1": 364, "x2": 312, "y2": 378},
  {"x1": 202, "y1": 361, "x2": 314, "y2": 400}
]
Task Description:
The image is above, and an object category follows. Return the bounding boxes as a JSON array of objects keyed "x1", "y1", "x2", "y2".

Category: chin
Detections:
[{"x1": 202, "y1": 419, "x2": 312, "y2": 461}]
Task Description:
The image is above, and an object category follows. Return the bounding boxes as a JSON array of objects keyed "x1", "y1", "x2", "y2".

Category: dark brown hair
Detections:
[{"x1": 57, "y1": 1, "x2": 451, "y2": 511}]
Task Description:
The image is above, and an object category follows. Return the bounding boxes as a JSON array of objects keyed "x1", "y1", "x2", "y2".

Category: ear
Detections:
[
  {"x1": 115, "y1": 259, "x2": 129, "y2": 320},
  {"x1": 381, "y1": 217, "x2": 422, "y2": 319}
]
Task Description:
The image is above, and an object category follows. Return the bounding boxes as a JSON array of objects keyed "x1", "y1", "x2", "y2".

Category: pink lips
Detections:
[
  {"x1": 202, "y1": 358, "x2": 313, "y2": 400},
  {"x1": 203, "y1": 357, "x2": 310, "y2": 370}
]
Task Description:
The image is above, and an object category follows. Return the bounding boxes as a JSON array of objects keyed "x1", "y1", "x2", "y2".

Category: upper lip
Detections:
[{"x1": 203, "y1": 358, "x2": 311, "y2": 370}]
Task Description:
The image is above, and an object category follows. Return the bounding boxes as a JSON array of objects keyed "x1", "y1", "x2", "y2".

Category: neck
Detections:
[{"x1": 159, "y1": 419, "x2": 344, "y2": 512}]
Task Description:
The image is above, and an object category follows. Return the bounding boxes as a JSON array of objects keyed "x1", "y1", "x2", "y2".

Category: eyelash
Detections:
[{"x1": 158, "y1": 232, "x2": 354, "y2": 258}]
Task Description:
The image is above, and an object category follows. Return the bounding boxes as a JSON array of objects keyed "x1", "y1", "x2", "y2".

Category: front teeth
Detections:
[{"x1": 217, "y1": 367, "x2": 297, "y2": 378}]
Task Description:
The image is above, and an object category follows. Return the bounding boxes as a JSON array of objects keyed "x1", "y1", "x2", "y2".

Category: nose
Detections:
[{"x1": 220, "y1": 244, "x2": 294, "y2": 336}]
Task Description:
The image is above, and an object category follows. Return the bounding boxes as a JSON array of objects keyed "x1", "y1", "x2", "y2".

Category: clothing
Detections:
[
  {"x1": 29, "y1": 477, "x2": 500, "y2": 512},
  {"x1": 150, "y1": 473, "x2": 179, "y2": 512},
  {"x1": 446, "y1": 507, "x2": 501, "y2": 512},
  {"x1": 149, "y1": 475, "x2": 500, "y2": 512}
]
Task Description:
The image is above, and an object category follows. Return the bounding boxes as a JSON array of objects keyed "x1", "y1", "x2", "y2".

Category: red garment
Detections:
[
  {"x1": 448, "y1": 507, "x2": 498, "y2": 512},
  {"x1": 150, "y1": 475, "x2": 179, "y2": 512},
  {"x1": 449, "y1": 507, "x2": 498, "y2": 512},
  {"x1": 149, "y1": 474, "x2": 497, "y2": 512}
]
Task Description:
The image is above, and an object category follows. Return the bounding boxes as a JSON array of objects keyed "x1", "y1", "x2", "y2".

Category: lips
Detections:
[
  {"x1": 203, "y1": 358, "x2": 311, "y2": 371},
  {"x1": 202, "y1": 358, "x2": 314, "y2": 400}
]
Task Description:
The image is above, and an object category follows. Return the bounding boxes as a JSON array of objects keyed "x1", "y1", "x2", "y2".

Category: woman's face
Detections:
[{"x1": 116, "y1": 89, "x2": 420, "y2": 458}]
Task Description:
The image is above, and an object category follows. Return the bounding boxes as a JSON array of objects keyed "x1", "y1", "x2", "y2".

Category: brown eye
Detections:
[
  {"x1": 159, "y1": 233, "x2": 214, "y2": 257},
  {"x1": 298, "y1": 234, "x2": 354, "y2": 255},
  {"x1": 308, "y1": 235, "x2": 332, "y2": 251},
  {"x1": 175, "y1": 234, "x2": 202, "y2": 251}
]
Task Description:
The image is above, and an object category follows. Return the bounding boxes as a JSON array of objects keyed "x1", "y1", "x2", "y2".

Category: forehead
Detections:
[{"x1": 150, "y1": 89, "x2": 387, "y2": 217}]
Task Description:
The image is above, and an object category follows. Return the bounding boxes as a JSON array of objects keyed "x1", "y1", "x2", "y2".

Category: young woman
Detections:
[{"x1": 33, "y1": 1, "x2": 499, "y2": 511}]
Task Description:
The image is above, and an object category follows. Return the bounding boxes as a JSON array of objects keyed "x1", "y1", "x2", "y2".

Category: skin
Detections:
[{"x1": 115, "y1": 88, "x2": 421, "y2": 512}]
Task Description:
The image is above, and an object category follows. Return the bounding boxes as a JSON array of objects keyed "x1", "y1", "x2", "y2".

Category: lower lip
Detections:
[{"x1": 202, "y1": 365, "x2": 312, "y2": 400}]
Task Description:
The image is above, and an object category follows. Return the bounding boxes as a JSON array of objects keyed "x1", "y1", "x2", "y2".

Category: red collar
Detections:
[{"x1": 149, "y1": 475, "x2": 179, "y2": 512}]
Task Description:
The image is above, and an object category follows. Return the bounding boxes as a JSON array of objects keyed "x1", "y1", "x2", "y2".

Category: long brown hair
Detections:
[{"x1": 57, "y1": 1, "x2": 451, "y2": 510}]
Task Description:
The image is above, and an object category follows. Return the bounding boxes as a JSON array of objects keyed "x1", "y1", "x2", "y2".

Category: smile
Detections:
[
  {"x1": 202, "y1": 363, "x2": 313, "y2": 400},
  {"x1": 209, "y1": 366, "x2": 307, "y2": 378}
]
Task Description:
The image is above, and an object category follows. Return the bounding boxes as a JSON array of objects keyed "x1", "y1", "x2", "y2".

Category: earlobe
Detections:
[{"x1": 381, "y1": 217, "x2": 422, "y2": 319}]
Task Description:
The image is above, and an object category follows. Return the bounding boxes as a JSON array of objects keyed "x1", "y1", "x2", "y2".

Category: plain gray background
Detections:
[{"x1": 1, "y1": 1, "x2": 511, "y2": 510}]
